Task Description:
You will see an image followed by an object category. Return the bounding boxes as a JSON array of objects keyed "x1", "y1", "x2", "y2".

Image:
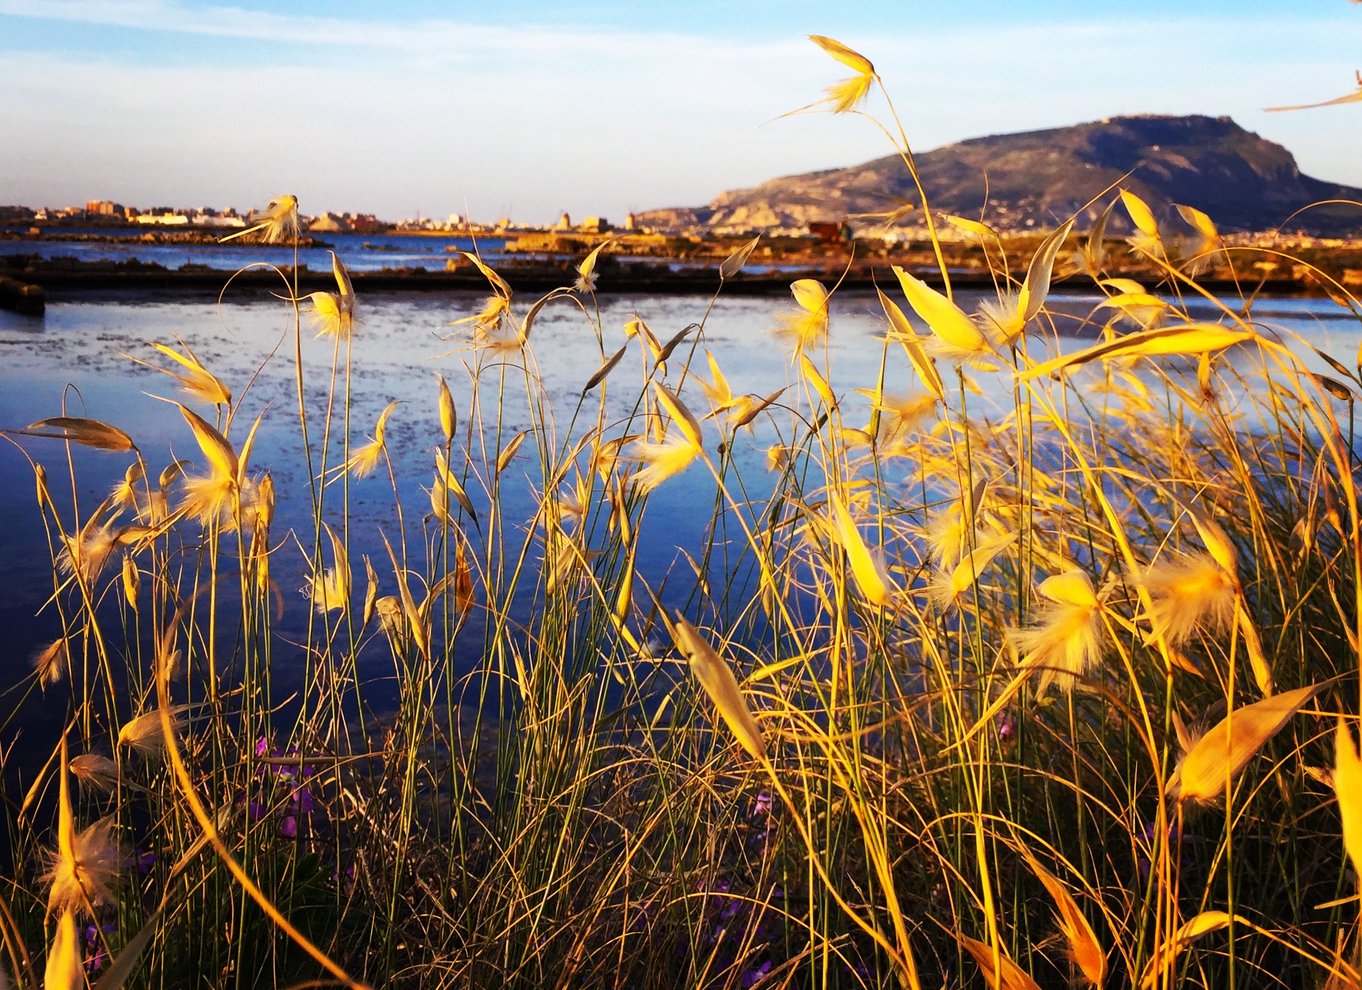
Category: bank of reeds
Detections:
[{"x1": 3, "y1": 37, "x2": 1362, "y2": 990}]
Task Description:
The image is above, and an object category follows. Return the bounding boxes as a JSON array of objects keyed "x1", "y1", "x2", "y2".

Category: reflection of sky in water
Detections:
[
  {"x1": 0, "y1": 288, "x2": 1356, "y2": 714},
  {"x1": 0, "y1": 231, "x2": 506, "y2": 273}
]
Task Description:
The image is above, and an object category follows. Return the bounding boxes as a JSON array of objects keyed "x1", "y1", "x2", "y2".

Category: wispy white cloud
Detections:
[
  {"x1": 0, "y1": 0, "x2": 780, "y2": 61},
  {"x1": 2, "y1": 2, "x2": 1359, "y2": 220}
]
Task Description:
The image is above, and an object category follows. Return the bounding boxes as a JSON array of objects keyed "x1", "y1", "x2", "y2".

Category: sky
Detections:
[{"x1": 1, "y1": 0, "x2": 1359, "y2": 225}]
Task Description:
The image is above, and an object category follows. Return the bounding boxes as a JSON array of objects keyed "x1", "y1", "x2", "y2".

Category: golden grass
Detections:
[{"x1": 2, "y1": 36, "x2": 1362, "y2": 990}]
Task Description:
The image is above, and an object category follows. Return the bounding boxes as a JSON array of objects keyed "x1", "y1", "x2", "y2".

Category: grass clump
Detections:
[{"x1": 3, "y1": 35, "x2": 1362, "y2": 990}]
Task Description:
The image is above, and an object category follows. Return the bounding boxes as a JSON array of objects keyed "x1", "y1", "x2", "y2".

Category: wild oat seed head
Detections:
[
  {"x1": 33, "y1": 638, "x2": 69, "y2": 687},
  {"x1": 808, "y1": 35, "x2": 875, "y2": 113},
  {"x1": 437, "y1": 374, "x2": 457, "y2": 444},
  {"x1": 44, "y1": 815, "x2": 120, "y2": 916},
  {"x1": 772, "y1": 279, "x2": 829, "y2": 356},
  {"x1": 254, "y1": 194, "x2": 299, "y2": 243},
  {"x1": 69, "y1": 754, "x2": 119, "y2": 793},
  {"x1": 1140, "y1": 553, "x2": 1236, "y2": 645},
  {"x1": 58, "y1": 518, "x2": 120, "y2": 586},
  {"x1": 977, "y1": 291, "x2": 1027, "y2": 349},
  {"x1": 1012, "y1": 572, "x2": 1105, "y2": 697},
  {"x1": 626, "y1": 435, "x2": 700, "y2": 493},
  {"x1": 118, "y1": 707, "x2": 186, "y2": 757}
]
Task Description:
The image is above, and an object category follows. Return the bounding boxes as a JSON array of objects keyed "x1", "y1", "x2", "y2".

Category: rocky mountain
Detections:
[{"x1": 637, "y1": 115, "x2": 1362, "y2": 235}]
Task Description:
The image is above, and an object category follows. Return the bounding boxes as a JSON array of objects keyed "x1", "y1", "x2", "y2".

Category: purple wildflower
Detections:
[{"x1": 741, "y1": 960, "x2": 772, "y2": 987}]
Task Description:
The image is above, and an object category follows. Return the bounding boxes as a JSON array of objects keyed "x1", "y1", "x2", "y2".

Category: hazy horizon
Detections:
[{"x1": 3, "y1": 0, "x2": 1360, "y2": 225}]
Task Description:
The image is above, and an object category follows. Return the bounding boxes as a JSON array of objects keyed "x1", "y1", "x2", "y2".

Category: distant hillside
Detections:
[{"x1": 637, "y1": 115, "x2": 1362, "y2": 236}]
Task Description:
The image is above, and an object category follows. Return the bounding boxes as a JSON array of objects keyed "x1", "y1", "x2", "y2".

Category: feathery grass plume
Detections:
[
  {"x1": 126, "y1": 338, "x2": 231, "y2": 407},
  {"x1": 342, "y1": 400, "x2": 398, "y2": 480},
  {"x1": 306, "y1": 524, "x2": 352, "y2": 614},
  {"x1": 893, "y1": 266, "x2": 991, "y2": 362},
  {"x1": 1176, "y1": 203, "x2": 1221, "y2": 267},
  {"x1": 1011, "y1": 570, "x2": 1105, "y2": 698},
  {"x1": 626, "y1": 434, "x2": 700, "y2": 493},
  {"x1": 672, "y1": 616, "x2": 766, "y2": 761},
  {"x1": 44, "y1": 910, "x2": 81, "y2": 990},
  {"x1": 118, "y1": 707, "x2": 187, "y2": 757},
  {"x1": 772, "y1": 278, "x2": 830, "y2": 356},
  {"x1": 977, "y1": 291, "x2": 1027, "y2": 349},
  {"x1": 219, "y1": 194, "x2": 299, "y2": 244},
  {"x1": 978, "y1": 221, "x2": 1072, "y2": 348},
  {"x1": 1096, "y1": 278, "x2": 1170, "y2": 331},
  {"x1": 32, "y1": 638, "x2": 69, "y2": 687},
  {"x1": 626, "y1": 383, "x2": 704, "y2": 492},
  {"x1": 556, "y1": 470, "x2": 593, "y2": 529},
  {"x1": 1120, "y1": 188, "x2": 1163, "y2": 257},
  {"x1": 459, "y1": 293, "x2": 512, "y2": 337},
  {"x1": 574, "y1": 240, "x2": 611, "y2": 293},
  {"x1": 1139, "y1": 553, "x2": 1236, "y2": 645},
  {"x1": 955, "y1": 932, "x2": 1041, "y2": 990},
  {"x1": 109, "y1": 462, "x2": 144, "y2": 514},
  {"x1": 697, "y1": 350, "x2": 738, "y2": 413},
  {"x1": 1167, "y1": 682, "x2": 1324, "y2": 803},
  {"x1": 374, "y1": 596, "x2": 405, "y2": 649},
  {"x1": 827, "y1": 490, "x2": 896, "y2": 606},
  {"x1": 808, "y1": 35, "x2": 875, "y2": 113},
  {"x1": 451, "y1": 252, "x2": 519, "y2": 345},
  {"x1": 175, "y1": 402, "x2": 239, "y2": 526},
  {"x1": 1336, "y1": 719, "x2": 1362, "y2": 881},
  {"x1": 307, "y1": 251, "x2": 357, "y2": 339},
  {"x1": 436, "y1": 374, "x2": 457, "y2": 445},
  {"x1": 57, "y1": 507, "x2": 120, "y2": 587},
  {"x1": 1024, "y1": 854, "x2": 1107, "y2": 987},
  {"x1": 925, "y1": 477, "x2": 989, "y2": 568},
  {"x1": 46, "y1": 740, "x2": 119, "y2": 916},
  {"x1": 542, "y1": 516, "x2": 589, "y2": 596},
  {"x1": 69, "y1": 754, "x2": 119, "y2": 794}
]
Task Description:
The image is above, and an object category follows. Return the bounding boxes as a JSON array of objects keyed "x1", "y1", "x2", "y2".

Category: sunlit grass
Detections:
[{"x1": 2, "y1": 34, "x2": 1362, "y2": 990}]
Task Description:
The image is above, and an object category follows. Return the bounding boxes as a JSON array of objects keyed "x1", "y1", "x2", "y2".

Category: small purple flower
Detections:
[
  {"x1": 127, "y1": 848, "x2": 156, "y2": 874},
  {"x1": 752, "y1": 789, "x2": 773, "y2": 817},
  {"x1": 997, "y1": 710, "x2": 1017, "y2": 742},
  {"x1": 84, "y1": 923, "x2": 115, "y2": 973},
  {"x1": 741, "y1": 960, "x2": 772, "y2": 987},
  {"x1": 292, "y1": 783, "x2": 315, "y2": 816}
]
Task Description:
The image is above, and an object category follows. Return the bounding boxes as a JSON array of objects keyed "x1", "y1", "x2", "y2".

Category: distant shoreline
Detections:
[{"x1": 0, "y1": 255, "x2": 1318, "y2": 301}]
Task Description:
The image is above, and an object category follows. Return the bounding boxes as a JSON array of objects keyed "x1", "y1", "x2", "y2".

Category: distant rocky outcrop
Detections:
[{"x1": 636, "y1": 115, "x2": 1362, "y2": 235}]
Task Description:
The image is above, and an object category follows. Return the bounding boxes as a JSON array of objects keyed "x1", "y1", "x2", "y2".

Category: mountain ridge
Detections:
[{"x1": 635, "y1": 114, "x2": 1362, "y2": 236}]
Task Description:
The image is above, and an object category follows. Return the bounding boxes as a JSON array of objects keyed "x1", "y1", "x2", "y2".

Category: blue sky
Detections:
[{"x1": 1, "y1": 1, "x2": 1358, "y2": 224}]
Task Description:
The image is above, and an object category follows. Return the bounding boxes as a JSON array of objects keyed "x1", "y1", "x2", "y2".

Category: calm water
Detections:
[
  {"x1": 0, "y1": 230, "x2": 508, "y2": 273},
  {"x1": 0, "y1": 287, "x2": 1356, "y2": 715}
]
